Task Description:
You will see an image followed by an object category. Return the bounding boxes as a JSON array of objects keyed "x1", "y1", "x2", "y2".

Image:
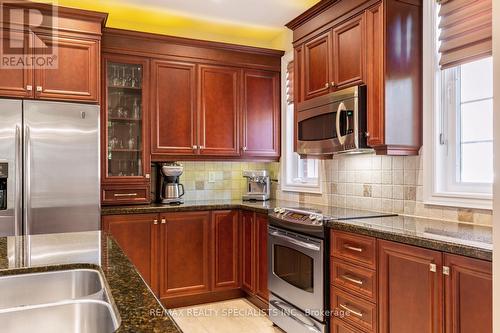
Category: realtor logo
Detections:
[{"x1": 0, "y1": 0, "x2": 58, "y2": 69}]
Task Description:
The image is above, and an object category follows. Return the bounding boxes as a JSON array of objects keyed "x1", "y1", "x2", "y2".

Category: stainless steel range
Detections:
[{"x1": 268, "y1": 206, "x2": 395, "y2": 333}]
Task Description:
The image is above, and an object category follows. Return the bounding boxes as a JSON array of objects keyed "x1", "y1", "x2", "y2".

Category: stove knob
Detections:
[
  {"x1": 279, "y1": 208, "x2": 286, "y2": 214},
  {"x1": 309, "y1": 214, "x2": 316, "y2": 221},
  {"x1": 273, "y1": 207, "x2": 280, "y2": 213}
]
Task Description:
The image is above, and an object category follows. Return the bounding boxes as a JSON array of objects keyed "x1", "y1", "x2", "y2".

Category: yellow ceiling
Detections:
[{"x1": 33, "y1": 0, "x2": 319, "y2": 50}]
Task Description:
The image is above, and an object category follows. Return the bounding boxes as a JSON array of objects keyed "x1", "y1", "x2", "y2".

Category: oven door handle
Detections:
[
  {"x1": 270, "y1": 300, "x2": 322, "y2": 333},
  {"x1": 269, "y1": 230, "x2": 321, "y2": 251},
  {"x1": 336, "y1": 101, "x2": 347, "y2": 146}
]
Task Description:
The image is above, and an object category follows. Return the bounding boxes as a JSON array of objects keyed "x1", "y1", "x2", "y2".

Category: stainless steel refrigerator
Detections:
[{"x1": 0, "y1": 99, "x2": 100, "y2": 236}]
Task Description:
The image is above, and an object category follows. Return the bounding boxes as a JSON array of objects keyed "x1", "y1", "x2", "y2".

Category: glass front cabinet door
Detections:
[{"x1": 101, "y1": 54, "x2": 150, "y2": 205}]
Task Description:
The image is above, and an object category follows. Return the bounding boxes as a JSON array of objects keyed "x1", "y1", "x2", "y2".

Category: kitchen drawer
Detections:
[
  {"x1": 331, "y1": 318, "x2": 366, "y2": 333},
  {"x1": 331, "y1": 231, "x2": 376, "y2": 269},
  {"x1": 331, "y1": 287, "x2": 377, "y2": 333},
  {"x1": 102, "y1": 185, "x2": 150, "y2": 205},
  {"x1": 331, "y1": 259, "x2": 376, "y2": 303}
]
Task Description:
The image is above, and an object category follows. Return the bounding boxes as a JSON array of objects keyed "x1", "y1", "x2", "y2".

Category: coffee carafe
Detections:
[{"x1": 158, "y1": 163, "x2": 185, "y2": 204}]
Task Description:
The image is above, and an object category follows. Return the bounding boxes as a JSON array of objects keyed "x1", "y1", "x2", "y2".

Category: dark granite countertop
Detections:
[
  {"x1": 0, "y1": 231, "x2": 182, "y2": 333},
  {"x1": 102, "y1": 199, "x2": 492, "y2": 261},
  {"x1": 101, "y1": 199, "x2": 280, "y2": 215},
  {"x1": 327, "y1": 216, "x2": 492, "y2": 261}
]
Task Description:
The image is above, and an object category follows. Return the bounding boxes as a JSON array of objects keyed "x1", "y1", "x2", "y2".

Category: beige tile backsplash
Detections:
[
  {"x1": 273, "y1": 153, "x2": 493, "y2": 226},
  {"x1": 177, "y1": 152, "x2": 492, "y2": 227},
  {"x1": 178, "y1": 161, "x2": 275, "y2": 201}
]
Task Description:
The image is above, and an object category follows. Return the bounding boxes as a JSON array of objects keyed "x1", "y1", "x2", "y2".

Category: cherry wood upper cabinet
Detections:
[
  {"x1": 332, "y1": 14, "x2": 365, "y2": 90},
  {"x1": 444, "y1": 254, "x2": 492, "y2": 333},
  {"x1": 0, "y1": 29, "x2": 34, "y2": 98},
  {"x1": 35, "y1": 35, "x2": 99, "y2": 102},
  {"x1": 151, "y1": 60, "x2": 197, "y2": 157},
  {"x1": 287, "y1": 0, "x2": 422, "y2": 155},
  {"x1": 241, "y1": 70, "x2": 280, "y2": 159},
  {"x1": 159, "y1": 211, "x2": 211, "y2": 301},
  {"x1": 0, "y1": 5, "x2": 105, "y2": 103},
  {"x1": 303, "y1": 31, "x2": 332, "y2": 100},
  {"x1": 379, "y1": 240, "x2": 443, "y2": 333},
  {"x1": 198, "y1": 65, "x2": 240, "y2": 156},
  {"x1": 101, "y1": 214, "x2": 159, "y2": 294},
  {"x1": 241, "y1": 210, "x2": 256, "y2": 293},
  {"x1": 212, "y1": 210, "x2": 240, "y2": 291},
  {"x1": 255, "y1": 213, "x2": 269, "y2": 302}
]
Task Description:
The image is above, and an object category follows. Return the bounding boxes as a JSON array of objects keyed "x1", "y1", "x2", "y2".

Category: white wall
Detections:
[{"x1": 493, "y1": 0, "x2": 500, "y2": 330}]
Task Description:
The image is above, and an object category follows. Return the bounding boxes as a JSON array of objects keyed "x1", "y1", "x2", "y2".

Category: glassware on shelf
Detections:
[
  {"x1": 109, "y1": 136, "x2": 119, "y2": 150},
  {"x1": 128, "y1": 137, "x2": 136, "y2": 150},
  {"x1": 132, "y1": 97, "x2": 141, "y2": 119}
]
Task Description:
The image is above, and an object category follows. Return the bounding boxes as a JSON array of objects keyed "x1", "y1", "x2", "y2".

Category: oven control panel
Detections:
[{"x1": 272, "y1": 207, "x2": 326, "y2": 226}]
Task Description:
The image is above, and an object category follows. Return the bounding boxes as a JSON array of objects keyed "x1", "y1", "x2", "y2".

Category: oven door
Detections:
[{"x1": 268, "y1": 226, "x2": 324, "y2": 322}]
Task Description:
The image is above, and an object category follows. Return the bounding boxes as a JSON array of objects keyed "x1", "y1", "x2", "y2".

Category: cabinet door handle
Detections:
[
  {"x1": 192, "y1": 145, "x2": 198, "y2": 149},
  {"x1": 341, "y1": 274, "x2": 364, "y2": 285},
  {"x1": 26, "y1": 85, "x2": 33, "y2": 91},
  {"x1": 161, "y1": 218, "x2": 166, "y2": 224},
  {"x1": 199, "y1": 145, "x2": 205, "y2": 150},
  {"x1": 443, "y1": 266, "x2": 450, "y2": 276},
  {"x1": 430, "y1": 263, "x2": 437, "y2": 273},
  {"x1": 114, "y1": 193, "x2": 137, "y2": 197},
  {"x1": 242, "y1": 146, "x2": 248, "y2": 151},
  {"x1": 153, "y1": 219, "x2": 158, "y2": 225},
  {"x1": 36, "y1": 86, "x2": 43, "y2": 92},
  {"x1": 330, "y1": 82, "x2": 336, "y2": 87},
  {"x1": 339, "y1": 304, "x2": 363, "y2": 318},
  {"x1": 343, "y1": 244, "x2": 363, "y2": 252},
  {"x1": 324, "y1": 82, "x2": 330, "y2": 88}
]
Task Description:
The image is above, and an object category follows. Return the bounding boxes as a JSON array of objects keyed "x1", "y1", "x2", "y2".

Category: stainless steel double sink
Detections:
[{"x1": 0, "y1": 269, "x2": 121, "y2": 333}]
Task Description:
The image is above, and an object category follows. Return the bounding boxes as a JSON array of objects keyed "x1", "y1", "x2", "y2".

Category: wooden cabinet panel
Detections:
[
  {"x1": 331, "y1": 259, "x2": 377, "y2": 303},
  {"x1": 151, "y1": 60, "x2": 197, "y2": 156},
  {"x1": 212, "y1": 210, "x2": 239, "y2": 290},
  {"x1": 241, "y1": 210, "x2": 255, "y2": 293},
  {"x1": 35, "y1": 35, "x2": 99, "y2": 102},
  {"x1": 303, "y1": 31, "x2": 332, "y2": 100},
  {"x1": 102, "y1": 214, "x2": 159, "y2": 294},
  {"x1": 241, "y1": 70, "x2": 280, "y2": 158},
  {"x1": 333, "y1": 14, "x2": 365, "y2": 89},
  {"x1": 198, "y1": 65, "x2": 240, "y2": 156},
  {"x1": 365, "y1": 2, "x2": 385, "y2": 148},
  {"x1": 160, "y1": 211, "x2": 211, "y2": 298},
  {"x1": 0, "y1": 29, "x2": 33, "y2": 98},
  {"x1": 379, "y1": 240, "x2": 443, "y2": 333},
  {"x1": 444, "y1": 254, "x2": 492, "y2": 333},
  {"x1": 332, "y1": 231, "x2": 376, "y2": 269},
  {"x1": 332, "y1": 287, "x2": 377, "y2": 332},
  {"x1": 255, "y1": 213, "x2": 268, "y2": 301},
  {"x1": 331, "y1": 318, "x2": 365, "y2": 333}
]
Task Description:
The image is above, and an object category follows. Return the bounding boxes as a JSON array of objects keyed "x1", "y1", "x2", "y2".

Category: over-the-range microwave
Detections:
[{"x1": 296, "y1": 85, "x2": 372, "y2": 156}]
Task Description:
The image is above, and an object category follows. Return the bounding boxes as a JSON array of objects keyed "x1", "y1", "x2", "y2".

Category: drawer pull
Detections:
[
  {"x1": 341, "y1": 274, "x2": 364, "y2": 285},
  {"x1": 344, "y1": 244, "x2": 363, "y2": 252},
  {"x1": 339, "y1": 304, "x2": 363, "y2": 318},
  {"x1": 114, "y1": 193, "x2": 138, "y2": 197}
]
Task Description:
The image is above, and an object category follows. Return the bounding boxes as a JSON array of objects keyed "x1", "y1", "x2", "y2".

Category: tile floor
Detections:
[{"x1": 170, "y1": 298, "x2": 285, "y2": 333}]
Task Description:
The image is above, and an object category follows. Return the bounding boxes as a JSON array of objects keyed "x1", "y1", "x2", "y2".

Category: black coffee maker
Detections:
[{"x1": 156, "y1": 163, "x2": 185, "y2": 204}]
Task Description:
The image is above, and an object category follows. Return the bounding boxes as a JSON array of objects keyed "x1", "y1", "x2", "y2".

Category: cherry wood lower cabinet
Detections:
[
  {"x1": 212, "y1": 210, "x2": 240, "y2": 290},
  {"x1": 102, "y1": 209, "x2": 270, "y2": 308},
  {"x1": 159, "y1": 211, "x2": 211, "y2": 300},
  {"x1": 378, "y1": 239, "x2": 492, "y2": 333},
  {"x1": 444, "y1": 254, "x2": 492, "y2": 333},
  {"x1": 101, "y1": 214, "x2": 159, "y2": 293},
  {"x1": 379, "y1": 240, "x2": 443, "y2": 333},
  {"x1": 241, "y1": 211, "x2": 269, "y2": 306}
]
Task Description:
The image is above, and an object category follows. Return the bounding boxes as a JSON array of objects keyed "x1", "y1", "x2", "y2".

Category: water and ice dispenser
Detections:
[{"x1": 0, "y1": 162, "x2": 7, "y2": 210}]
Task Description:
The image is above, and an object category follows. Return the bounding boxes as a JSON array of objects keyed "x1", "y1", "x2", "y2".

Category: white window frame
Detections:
[
  {"x1": 423, "y1": 0, "x2": 493, "y2": 210},
  {"x1": 280, "y1": 51, "x2": 322, "y2": 194}
]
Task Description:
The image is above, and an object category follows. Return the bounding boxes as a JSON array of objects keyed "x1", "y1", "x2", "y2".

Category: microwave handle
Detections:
[{"x1": 336, "y1": 102, "x2": 347, "y2": 146}]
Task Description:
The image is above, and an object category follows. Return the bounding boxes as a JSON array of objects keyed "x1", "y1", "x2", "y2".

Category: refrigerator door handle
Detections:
[
  {"x1": 23, "y1": 125, "x2": 31, "y2": 235},
  {"x1": 15, "y1": 125, "x2": 22, "y2": 236}
]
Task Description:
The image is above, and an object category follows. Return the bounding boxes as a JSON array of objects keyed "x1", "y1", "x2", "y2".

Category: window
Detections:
[
  {"x1": 423, "y1": 0, "x2": 493, "y2": 209},
  {"x1": 281, "y1": 53, "x2": 321, "y2": 193}
]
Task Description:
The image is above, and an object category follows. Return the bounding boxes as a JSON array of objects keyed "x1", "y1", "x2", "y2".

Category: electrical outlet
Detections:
[{"x1": 208, "y1": 171, "x2": 216, "y2": 183}]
